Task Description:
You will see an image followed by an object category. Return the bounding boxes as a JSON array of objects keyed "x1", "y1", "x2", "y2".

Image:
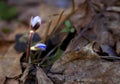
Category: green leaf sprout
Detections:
[{"x1": 61, "y1": 20, "x2": 75, "y2": 33}]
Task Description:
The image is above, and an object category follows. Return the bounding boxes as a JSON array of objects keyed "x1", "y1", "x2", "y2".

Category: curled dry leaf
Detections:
[{"x1": 50, "y1": 42, "x2": 99, "y2": 73}]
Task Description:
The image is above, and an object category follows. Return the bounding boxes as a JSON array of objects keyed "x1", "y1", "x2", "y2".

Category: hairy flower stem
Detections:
[{"x1": 26, "y1": 30, "x2": 34, "y2": 63}]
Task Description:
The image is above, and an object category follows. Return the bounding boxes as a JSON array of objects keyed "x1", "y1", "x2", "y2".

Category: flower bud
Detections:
[
  {"x1": 30, "y1": 16, "x2": 41, "y2": 31},
  {"x1": 31, "y1": 43, "x2": 46, "y2": 51}
]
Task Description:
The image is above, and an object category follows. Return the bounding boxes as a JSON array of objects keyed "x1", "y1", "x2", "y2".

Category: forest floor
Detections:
[{"x1": 0, "y1": 0, "x2": 120, "y2": 84}]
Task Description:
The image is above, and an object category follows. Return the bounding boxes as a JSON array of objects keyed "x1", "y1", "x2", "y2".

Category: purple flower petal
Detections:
[
  {"x1": 35, "y1": 43, "x2": 46, "y2": 50},
  {"x1": 31, "y1": 16, "x2": 42, "y2": 27}
]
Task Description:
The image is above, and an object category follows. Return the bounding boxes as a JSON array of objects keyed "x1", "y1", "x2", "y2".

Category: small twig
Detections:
[
  {"x1": 100, "y1": 56, "x2": 120, "y2": 60},
  {"x1": 51, "y1": 10, "x2": 64, "y2": 35},
  {"x1": 71, "y1": 0, "x2": 75, "y2": 12},
  {"x1": 42, "y1": 20, "x2": 52, "y2": 43}
]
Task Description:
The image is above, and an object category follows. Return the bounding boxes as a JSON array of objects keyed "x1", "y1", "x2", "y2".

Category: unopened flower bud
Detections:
[{"x1": 30, "y1": 16, "x2": 41, "y2": 31}]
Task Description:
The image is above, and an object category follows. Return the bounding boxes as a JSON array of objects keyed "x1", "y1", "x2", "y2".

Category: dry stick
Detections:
[
  {"x1": 26, "y1": 30, "x2": 34, "y2": 63},
  {"x1": 71, "y1": 0, "x2": 75, "y2": 12},
  {"x1": 42, "y1": 20, "x2": 52, "y2": 43},
  {"x1": 50, "y1": 10, "x2": 64, "y2": 35}
]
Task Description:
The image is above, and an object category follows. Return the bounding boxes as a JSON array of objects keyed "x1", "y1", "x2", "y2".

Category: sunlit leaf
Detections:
[
  {"x1": 61, "y1": 20, "x2": 75, "y2": 33},
  {"x1": 65, "y1": 20, "x2": 71, "y2": 27}
]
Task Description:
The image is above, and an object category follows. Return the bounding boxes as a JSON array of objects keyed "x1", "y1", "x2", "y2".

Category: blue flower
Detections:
[
  {"x1": 35, "y1": 43, "x2": 46, "y2": 51},
  {"x1": 30, "y1": 16, "x2": 42, "y2": 31}
]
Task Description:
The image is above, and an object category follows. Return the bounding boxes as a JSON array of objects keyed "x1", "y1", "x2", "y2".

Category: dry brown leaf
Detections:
[
  {"x1": 70, "y1": 0, "x2": 94, "y2": 33},
  {"x1": 0, "y1": 44, "x2": 22, "y2": 83},
  {"x1": 51, "y1": 42, "x2": 99, "y2": 73},
  {"x1": 49, "y1": 59, "x2": 120, "y2": 84},
  {"x1": 65, "y1": 37, "x2": 89, "y2": 52},
  {"x1": 36, "y1": 67, "x2": 53, "y2": 84}
]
